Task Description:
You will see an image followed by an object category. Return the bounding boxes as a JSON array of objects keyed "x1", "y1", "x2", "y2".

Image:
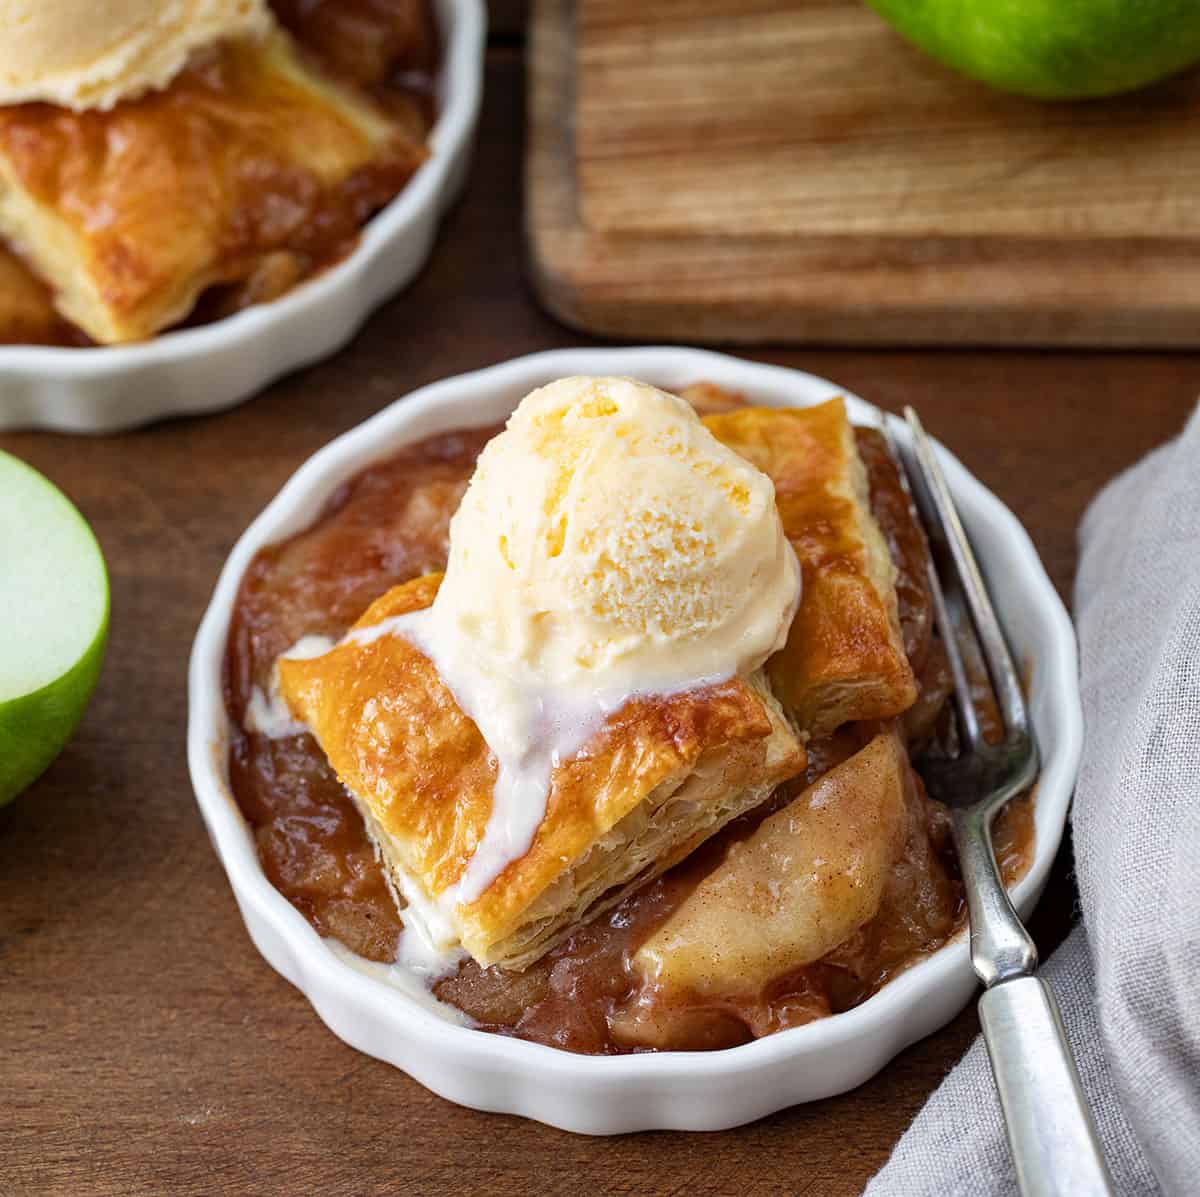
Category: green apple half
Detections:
[
  {"x1": 865, "y1": 0, "x2": 1200, "y2": 99},
  {"x1": 0, "y1": 451, "x2": 108, "y2": 806}
]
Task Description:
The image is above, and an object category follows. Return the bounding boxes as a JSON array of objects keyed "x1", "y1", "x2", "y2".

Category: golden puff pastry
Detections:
[
  {"x1": 704, "y1": 400, "x2": 917, "y2": 737},
  {"x1": 277, "y1": 574, "x2": 806, "y2": 971},
  {"x1": 0, "y1": 31, "x2": 424, "y2": 344},
  {"x1": 613, "y1": 731, "x2": 910, "y2": 1048},
  {"x1": 0, "y1": 243, "x2": 76, "y2": 344}
]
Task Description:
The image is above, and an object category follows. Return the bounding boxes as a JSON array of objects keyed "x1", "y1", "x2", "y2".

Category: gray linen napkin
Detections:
[{"x1": 867, "y1": 406, "x2": 1200, "y2": 1196}]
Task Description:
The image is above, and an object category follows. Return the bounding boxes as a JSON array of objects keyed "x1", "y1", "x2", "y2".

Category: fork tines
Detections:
[{"x1": 886, "y1": 408, "x2": 1030, "y2": 753}]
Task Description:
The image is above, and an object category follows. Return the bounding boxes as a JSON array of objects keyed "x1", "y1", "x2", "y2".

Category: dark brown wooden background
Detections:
[{"x1": 2, "y1": 5, "x2": 1196, "y2": 1194}]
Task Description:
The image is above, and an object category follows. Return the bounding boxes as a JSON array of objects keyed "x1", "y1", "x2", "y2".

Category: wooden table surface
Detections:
[{"x1": 3, "y1": 11, "x2": 1197, "y2": 1196}]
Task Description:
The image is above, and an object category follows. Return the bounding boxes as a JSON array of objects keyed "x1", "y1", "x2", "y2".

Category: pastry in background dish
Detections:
[
  {"x1": 0, "y1": 245, "x2": 83, "y2": 346},
  {"x1": 0, "y1": 0, "x2": 436, "y2": 346}
]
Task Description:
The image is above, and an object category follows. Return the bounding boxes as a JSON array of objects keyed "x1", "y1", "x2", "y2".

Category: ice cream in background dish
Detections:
[
  {"x1": 331, "y1": 376, "x2": 802, "y2": 912},
  {"x1": 0, "y1": 0, "x2": 274, "y2": 110}
]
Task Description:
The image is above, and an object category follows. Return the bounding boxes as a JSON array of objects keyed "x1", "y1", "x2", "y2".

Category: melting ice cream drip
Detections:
[{"x1": 243, "y1": 634, "x2": 335, "y2": 738}]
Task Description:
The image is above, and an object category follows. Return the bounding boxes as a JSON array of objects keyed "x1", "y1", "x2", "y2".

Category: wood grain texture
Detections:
[
  {"x1": 2, "y1": 42, "x2": 1199, "y2": 1197},
  {"x1": 528, "y1": 0, "x2": 1200, "y2": 347},
  {"x1": 577, "y1": 0, "x2": 1200, "y2": 239}
]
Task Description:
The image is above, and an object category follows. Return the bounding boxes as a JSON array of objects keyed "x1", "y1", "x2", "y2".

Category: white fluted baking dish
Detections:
[
  {"x1": 187, "y1": 347, "x2": 1082, "y2": 1134},
  {"x1": 0, "y1": 0, "x2": 485, "y2": 434}
]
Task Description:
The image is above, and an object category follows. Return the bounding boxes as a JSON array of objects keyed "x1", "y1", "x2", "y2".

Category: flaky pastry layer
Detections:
[
  {"x1": 704, "y1": 399, "x2": 916, "y2": 737},
  {"x1": 278, "y1": 574, "x2": 805, "y2": 970}
]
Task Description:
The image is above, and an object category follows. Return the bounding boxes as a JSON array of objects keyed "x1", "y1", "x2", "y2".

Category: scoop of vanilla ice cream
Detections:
[
  {"x1": 430, "y1": 376, "x2": 800, "y2": 702},
  {"x1": 0, "y1": 0, "x2": 274, "y2": 111}
]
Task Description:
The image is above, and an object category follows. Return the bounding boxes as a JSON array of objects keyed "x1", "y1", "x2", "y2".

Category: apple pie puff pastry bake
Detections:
[
  {"x1": 225, "y1": 378, "x2": 1036, "y2": 1053},
  {"x1": 0, "y1": 1, "x2": 436, "y2": 345},
  {"x1": 278, "y1": 576, "x2": 802, "y2": 970}
]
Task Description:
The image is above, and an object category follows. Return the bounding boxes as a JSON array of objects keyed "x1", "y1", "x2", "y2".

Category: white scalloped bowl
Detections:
[
  {"x1": 187, "y1": 347, "x2": 1082, "y2": 1135},
  {"x1": 0, "y1": 0, "x2": 485, "y2": 434}
]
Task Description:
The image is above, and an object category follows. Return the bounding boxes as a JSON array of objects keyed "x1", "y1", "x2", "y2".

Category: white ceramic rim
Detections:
[
  {"x1": 0, "y1": 0, "x2": 485, "y2": 430},
  {"x1": 187, "y1": 347, "x2": 1083, "y2": 1131}
]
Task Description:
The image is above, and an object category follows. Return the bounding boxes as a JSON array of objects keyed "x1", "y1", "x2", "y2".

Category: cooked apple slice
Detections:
[{"x1": 631, "y1": 732, "x2": 910, "y2": 1000}]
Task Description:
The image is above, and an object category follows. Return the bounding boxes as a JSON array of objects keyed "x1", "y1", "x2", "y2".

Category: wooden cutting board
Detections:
[{"x1": 527, "y1": 0, "x2": 1200, "y2": 347}]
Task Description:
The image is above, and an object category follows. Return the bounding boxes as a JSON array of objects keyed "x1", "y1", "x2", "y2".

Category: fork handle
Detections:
[
  {"x1": 979, "y1": 976, "x2": 1114, "y2": 1196},
  {"x1": 952, "y1": 809, "x2": 1113, "y2": 1195},
  {"x1": 953, "y1": 804, "x2": 1039, "y2": 985}
]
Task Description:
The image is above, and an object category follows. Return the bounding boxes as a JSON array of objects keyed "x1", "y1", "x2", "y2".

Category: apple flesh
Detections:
[
  {"x1": 866, "y1": 0, "x2": 1200, "y2": 99},
  {"x1": 0, "y1": 452, "x2": 108, "y2": 805}
]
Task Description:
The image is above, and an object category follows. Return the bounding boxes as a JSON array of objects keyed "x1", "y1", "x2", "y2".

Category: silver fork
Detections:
[{"x1": 890, "y1": 407, "x2": 1113, "y2": 1197}]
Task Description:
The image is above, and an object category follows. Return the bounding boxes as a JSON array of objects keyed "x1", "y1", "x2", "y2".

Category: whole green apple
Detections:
[{"x1": 865, "y1": 0, "x2": 1200, "y2": 99}]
